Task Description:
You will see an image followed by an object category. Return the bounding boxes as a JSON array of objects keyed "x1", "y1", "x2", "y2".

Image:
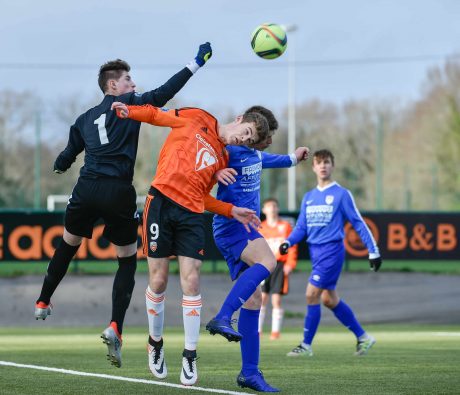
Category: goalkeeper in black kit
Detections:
[{"x1": 34, "y1": 43, "x2": 212, "y2": 369}]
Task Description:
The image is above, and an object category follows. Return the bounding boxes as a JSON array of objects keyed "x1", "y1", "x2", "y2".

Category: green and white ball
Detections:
[{"x1": 251, "y1": 23, "x2": 287, "y2": 59}]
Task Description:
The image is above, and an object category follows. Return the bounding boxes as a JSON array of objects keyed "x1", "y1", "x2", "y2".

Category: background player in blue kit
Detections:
[
  {"x1": 205, "y1": 106, "x2": 309, "y2": 392},
  {"x1": 34, "y1": 43, "x2": 212, "y2": 368},
  {"x1": 279, "y1": 149, "x2": 382, "y2": 358}
]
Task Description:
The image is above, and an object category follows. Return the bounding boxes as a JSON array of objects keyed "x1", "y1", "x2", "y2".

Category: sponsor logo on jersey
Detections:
[
  {"x1": 242, "y1": 162, "x2": 262, "y2": 176},
  {"x1": 195, "y1": 134, "x2": 216, "y2": 154},
  {"x1": 306, "y1": 204, "x2": 334, "y2": 226},
  {"x1": 240, "y1": 157, "x2": 249, "y2": 162},
  {"x1": 198, "y1": 249, "x2": 204, "y2": 256},
  {"x1": 325, "y1": 195, "x2": 334, "y2": 205},
  {"x1": 195, "y1": 135, "x2": 217, "y2": 171},
  {"x1": 306, "y1": 200, "x2": 313, "y2": 205},
  {"x1": 312, "y1": 274, "x2": 321, "y2": 281},
  {"x1": 201, "y1": 127, "x2": 208, "y2": 133},
  {"x1": 306, "y1": 205, "x2": 333, "y2": 214}
]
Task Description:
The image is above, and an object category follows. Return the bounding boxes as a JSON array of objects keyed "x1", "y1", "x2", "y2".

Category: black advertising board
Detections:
[{"x1": 0, "y1": 211, "x2": 458, "y2": 261}]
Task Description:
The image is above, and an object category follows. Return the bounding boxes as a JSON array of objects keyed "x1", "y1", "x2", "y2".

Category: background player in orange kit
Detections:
[{"x1": 258, "y1": 198, "x2": 298, "y2": 340}]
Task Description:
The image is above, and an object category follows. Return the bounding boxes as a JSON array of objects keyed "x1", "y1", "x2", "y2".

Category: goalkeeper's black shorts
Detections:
[{"x1": 65, "y1": 177, "x2": 139, "y2": 246}]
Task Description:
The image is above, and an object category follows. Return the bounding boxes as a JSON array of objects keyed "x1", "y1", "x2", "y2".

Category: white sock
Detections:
[
  {"x1": 145, "y1": 286, "x2": 165, "y2": 341},
  {"x1": 258, "y1": 306, "x2": 267, "y2": 333},
  {"x1": 272, "y1": 308, "x2": 284, "y2": 334},
  {"x1": 182, "y1": 294, "x2": 202, "y2": 351}
]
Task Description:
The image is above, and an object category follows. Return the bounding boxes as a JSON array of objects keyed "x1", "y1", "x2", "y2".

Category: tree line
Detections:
[{"x1": 1, "y1": 58, "x2": 459, "y2": 211}]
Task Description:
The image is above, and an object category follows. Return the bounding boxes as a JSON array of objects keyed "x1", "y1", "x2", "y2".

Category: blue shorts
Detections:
[
  {"x1": 214, "y1": 222, "x2": 263, "y2": 281},
  {"x1": 308, "y1": 241, "x2": 345, "y2": 290}
]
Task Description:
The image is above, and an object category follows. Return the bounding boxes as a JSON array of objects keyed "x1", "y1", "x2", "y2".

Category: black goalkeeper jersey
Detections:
[{"x1": 54, "y1": 67, "x2": 193, "y2": 182}]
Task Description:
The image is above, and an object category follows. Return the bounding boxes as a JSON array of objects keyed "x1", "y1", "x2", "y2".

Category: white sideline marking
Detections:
[
  {"x1": 0, "y1": 361, "x2": 250, "y2": 395},
  {"x1": 431, "y1": 332, "x2": 460, "y2": 337}
]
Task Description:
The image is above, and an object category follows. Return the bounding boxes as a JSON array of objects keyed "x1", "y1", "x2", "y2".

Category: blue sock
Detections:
[
  {"x1": 215, "y1": 264, "x2": 270, "y2": 320},
  {"x1": 332, "y1": 300, "x2": 365, "y2": 338},
  {"x1": 238, "y1": 308, "x2": 260, "y2": 377},
  {"x1": 303, "y1": 304, "x2": 321, "y2": 345}
]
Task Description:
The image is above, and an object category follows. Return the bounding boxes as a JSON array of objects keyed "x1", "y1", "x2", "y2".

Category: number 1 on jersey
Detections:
[{"x1": 94, "y1": 114, "x2": 109, "y2": 145}]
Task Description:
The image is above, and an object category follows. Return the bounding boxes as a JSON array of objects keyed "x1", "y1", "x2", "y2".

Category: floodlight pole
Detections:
[
  {"x1": 284, "y1": 24, "x2": 298, "y2": 211},
  {"x1": 376, "y1": 114, "x2": 384, "y2": 210}
]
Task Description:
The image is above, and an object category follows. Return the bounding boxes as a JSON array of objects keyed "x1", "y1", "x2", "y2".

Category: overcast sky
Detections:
[{"x1": 2, "y1": 0, "x2": 460, "y2": 116}]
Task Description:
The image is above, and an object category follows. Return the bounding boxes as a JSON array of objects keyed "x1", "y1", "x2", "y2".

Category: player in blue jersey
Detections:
[
  {"x1": 34, "y1": 43, "x2": 212, "y2": 368},
  {"x1": 205, "y1": 106, "x2": 309, "y2": 392},
  {"x1": 279, "y1": 149, "x2": 382, "y2": 358}
]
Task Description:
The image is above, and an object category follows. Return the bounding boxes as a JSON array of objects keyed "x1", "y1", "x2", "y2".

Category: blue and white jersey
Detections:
[
  {"x1": 287, "y1": 182, "x2": 379, "y2": 255},
  {"x1": 213, "y1": 145, "x2": 293, "y2": 236}
]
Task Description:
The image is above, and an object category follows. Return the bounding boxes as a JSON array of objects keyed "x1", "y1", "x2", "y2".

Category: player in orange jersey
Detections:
[
  {"x1": 258, "y1": 198, "x2": 298, "y2": 340},
  {"x1": 112, "y1": 101, "x2": 269, "y2": 385}
]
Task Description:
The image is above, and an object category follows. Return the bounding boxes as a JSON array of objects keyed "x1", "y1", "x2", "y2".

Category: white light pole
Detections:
[{"x1": 283, "y1": 24, "x2": 298, "y2": 211}]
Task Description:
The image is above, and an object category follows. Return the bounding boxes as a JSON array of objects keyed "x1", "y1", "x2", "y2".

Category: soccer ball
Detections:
[{"x1": 251, "y1": 23, "x2": 287, "y2": 59}]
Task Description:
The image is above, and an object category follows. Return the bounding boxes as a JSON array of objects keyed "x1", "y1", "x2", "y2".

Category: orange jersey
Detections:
[
  {"x1": 126, "y1": 105, "x2": 232, "y2": 214},
  {"x1": 259, "y1": 219, "x2": 298, "y2": 269}
]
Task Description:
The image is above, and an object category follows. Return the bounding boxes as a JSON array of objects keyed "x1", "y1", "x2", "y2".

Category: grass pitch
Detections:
[{"x1": 1, "y1": 325, "x2": 459, "y2": 394}]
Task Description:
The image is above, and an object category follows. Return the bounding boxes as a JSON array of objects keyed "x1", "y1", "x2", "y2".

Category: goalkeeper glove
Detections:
[
  {"x1": 369, "y1": 256, "x2": 382, "y2": 272},
  {"x1": 279, "y1": 241, "x2": 291, "y2": 255},
  {"x1": 53, "y1": 163, "x2": 65, "y2": 174},
  {"x1": 195, "y1": 42, "x2": 212, "y2": 66}
]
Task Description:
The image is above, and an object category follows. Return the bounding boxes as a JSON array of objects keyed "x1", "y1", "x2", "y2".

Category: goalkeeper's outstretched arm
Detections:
[{"x1": 142, "y1": 42, "x2": 212, "y2": 107}]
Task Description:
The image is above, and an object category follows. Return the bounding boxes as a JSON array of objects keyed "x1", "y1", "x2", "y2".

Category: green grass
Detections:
[
  {"x1": 1, "y1": 259, "x2": 459, "y2": 277},
  {"x1": 1, "y1": 325, "x2": 459, "y2": 394}
]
